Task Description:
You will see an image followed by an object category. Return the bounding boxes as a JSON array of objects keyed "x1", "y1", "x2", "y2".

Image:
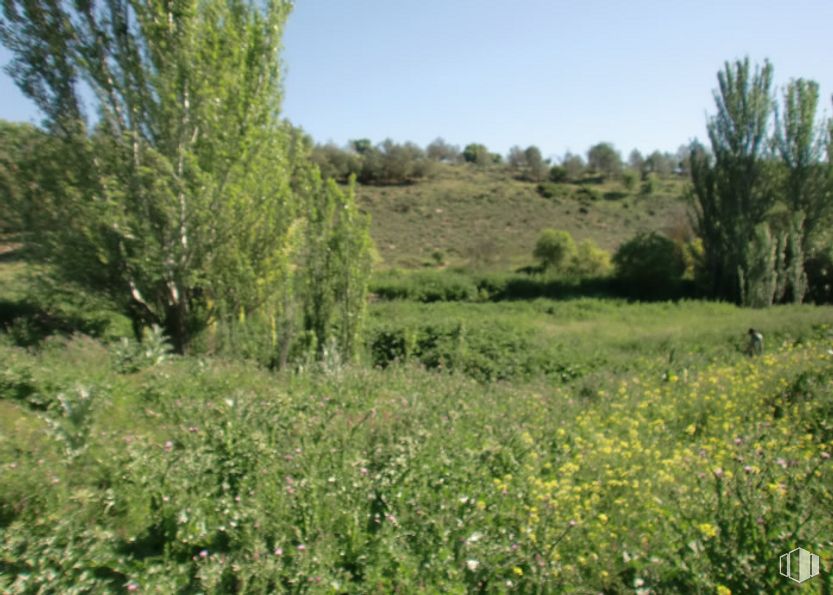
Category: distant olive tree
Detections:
[
  {"x1": 462, "y1": 143, "x2": 492, "y2": 167},
  {"x1": 426, "y1": 137, "x2": 460, "y2": 162},
  {"x1": 587, "y1": 142, "x2": 623, "y2": 179},
  {"x1": 560, "y1": 152, "x2": 586, "y2": 181},
  {"x1": 508, "y1": 145, "x2": 548, "y2": 182}
]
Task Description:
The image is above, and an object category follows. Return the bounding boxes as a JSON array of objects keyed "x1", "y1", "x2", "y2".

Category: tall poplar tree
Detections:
[
  {"x1": 690, "y1": 58, "x2": 775, "y2": 302},
  {"x1": 1, "y1": 0, "x2": 299, "y2": 352}
]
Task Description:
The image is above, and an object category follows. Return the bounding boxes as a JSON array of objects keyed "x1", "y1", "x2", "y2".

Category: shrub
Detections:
[
  {"x1": 613, "y1": 232, "x2": 686, "y2": 298},
  {"x1": 805, "y1": 246, "x2": 833, "y2": 304},
  {"x1": 622, "y1": 170, "x2": 638, "y2": 192},
  {"x1": 569, "y1": 239, "x2": 612, "y2": 277},
  {"x1": 536, "y1": 182, "x2": 569, "y2": 200},
  {"x1": 533, "y1": 229, "x2": 577, "y2": 273},
  {"x1": 549, "y1": 165, "x2": 568, "y2": 183},
  {"x1": 640, "y1": 172, "x2": 658, "y2": 195},
  {"x1": 575, "y1": 186, "x2": 601, "y2": 202},
  {"x1": 370, "y1": 271, "x2": 478, "y2": 302}
]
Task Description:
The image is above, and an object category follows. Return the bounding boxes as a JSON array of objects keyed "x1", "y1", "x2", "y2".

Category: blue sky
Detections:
[{"x1": 2, "y1": 0, "x2": 832, "y2": 160}]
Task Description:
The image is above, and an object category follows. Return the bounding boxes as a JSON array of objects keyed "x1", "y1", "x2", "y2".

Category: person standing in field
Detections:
[{"x1": 747, "y1": 328, "x2": 764, "y2": 356}]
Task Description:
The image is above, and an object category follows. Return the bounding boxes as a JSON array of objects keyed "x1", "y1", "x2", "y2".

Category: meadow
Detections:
[{"x1": 2, "y1": 251, "x2": 833, "y2": 592}]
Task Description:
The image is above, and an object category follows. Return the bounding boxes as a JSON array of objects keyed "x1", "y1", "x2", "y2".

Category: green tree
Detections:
[
  {"x1": 299, "y1": 170, "x2": 372, "y2": 361},
  {"x1": 1, "y1": 0, "x2": 371, "y2": 361},
  {"x1": 613, "y1": 232, "x2": 685, "y2": 296},
  {"x1": 0, "y1": 119, "x2": 44, "y2": 232},
  {"x1": 462, "y1": 143, "x2": 491, "y2": 167},
  {"x1": 775, "y1": 79, "x2": 829, "y2": 253},
  {"x1": 508, "y1": 145, "x2": 547, "y2": 181},
  {"x1": 2, "y1": 0, "x2": 298, "y2": 352},
  {"x1": 533, "y1": 229, "x2": 576, "y2": 273},
  {"x1": 690, "y1": 58, "x2": 775, "y2": 302},
  {"x1": 561, "y1": 152, "x2": 585, "y2": 181},
  {"x1": 587, "y1": 142, "x2": 622, "y2": 179},
  {"x1": 426, "y1": 137, "x2": 460, "y2": 162}
]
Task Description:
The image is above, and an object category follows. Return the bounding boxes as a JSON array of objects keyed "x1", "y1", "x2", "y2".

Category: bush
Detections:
[
  {"x1": 613, "y1": 232, "x2": 685, "y2": 298},
  {"x1": 569, "y1": 240, "x2": 612, "y2": 277},
  {"x1": 533, "y1": 229, "x2": 577, "y2": 273},
  {"x1": 640, "y1": 172, "x2": 658, "y2": 195},
  {"x1": 805, "y1": 246, "x2": 833, "y2": 304},
  {"x1": 549, "y1": 165, "x2": 568, "y2": 183},
  {"x1": 370, "y1": 271, "x2": 478, "y2": 302},
  {"x1": 536, "y1": 182, "x2": 569, "y2": 200},
  {"x1": 622, "y1": 170, "x2": 638, "y2": 192}
]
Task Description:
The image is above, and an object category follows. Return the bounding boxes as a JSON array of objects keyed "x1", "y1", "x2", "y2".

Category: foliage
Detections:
[
  {"x1": 112, "y1": 324, "x2": 173, "y2": 374},
  {"x1": 568, "y1": 239, "x2": 612, "y2": 277},
  {"x1": 549, "y1": 165, "x2": 568, "y2": 183},
  {"x1": 508, "y1": 145, "x2": 549, "y2": 182},
  {"x1": 426, "y1": 137, "x2": 461, "y2": 163},
  {"x1": 689, "y1": 58, "x2": 830, "y2": 307},
  {"x1": 299, "y1": 172, "x2": 373, "y2": 362},
  {"x1": 533, "y1": 229, "x2": 577, "y2": 273},
  {"x1": 0, "y1": 119, "x2": 44, "y2": 233},
  {"x1": 370, "y1": 270, "x2": 479, "y2": 303},
  {"x1": 775, "y1": 78, "x2": 830, "y2": 254},
  {"x1": 310, "y1": 143, "x2": 362, "y2": 181},
  {"x1": 613, "y1": 232, "x2": 685, "y2": 297},
  {"x1": 640, "y1": 172, "x2": 658, "y2": 195},
  {"x1": 586, "y1": 142, "x2": 623, "y2": 179},
  {"x1": 462, "y1": 143, "x2": 492, "y2": 167},
  {"x1": 1, "y1": 319, "x2": 832, "y2": 591},
  {"x1": 622, "y1": 170, "x2": 638, "y2": 192},
  {"x1": 0, "y1": 0, "x2": 298, "y2": 352},
  {"x1": 560, "y1": 152, "x2": 586, "y2": 181}
]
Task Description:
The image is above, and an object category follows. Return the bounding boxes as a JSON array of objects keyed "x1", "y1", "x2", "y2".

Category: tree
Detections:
[
  {"x1": 299, "y1": 169, "x2": 372, "y2": 361},
  {"x1": 311, "y1": 143, "x2": 362, "y2": 181},
  {"x1": 1, "y1": 0, "x2": 372, "y2": 361},
  {"x1": 587, "y1": 142, "x2": 623, "y2": 179},
  {"x1": 1, "y1": 0, "x2": 299, "y2": 352},
  {"x1": 533, "y1": 229, "x2": 576, "y2": 273},
  {"x1": 643, "y1": 151, "x2": 675, "y2": 177},
  {"x1": 462, "y1": 143, "x2": 491, "y2": 167},
  {"x1": 561, "y1": 152, "x2": 585, "y2": 181},
  {"x1": 426, "y1": 137, "x2": 460, "y2": 162},
  {"x1": 690, "y1": 58, "x2": 776, "y2": 302},
  {"x1": 0, "y1": 119, "x2": 44, "y2": 232},
  {"x1": 775, "y1": 79, "x2": 829, "y2": 254},
  {"x1": 628, "y1": 149, "x2": 644, "y2": 172},
  {"x1": 613, "y1": 232, "x2": 685, "y2": 297},
  {"x1": 508, "y1": 144, "x2": 547, "y2": 182}
]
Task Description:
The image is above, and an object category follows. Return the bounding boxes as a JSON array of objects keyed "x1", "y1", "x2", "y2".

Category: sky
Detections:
[{"x1": 2, "y1": 0, "x2": 832, "y2": 161}]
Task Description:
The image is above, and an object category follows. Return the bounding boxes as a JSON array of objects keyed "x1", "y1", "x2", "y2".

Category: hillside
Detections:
[{"x1": 355, "y1": 164, "x2": 690, "y2": 269}]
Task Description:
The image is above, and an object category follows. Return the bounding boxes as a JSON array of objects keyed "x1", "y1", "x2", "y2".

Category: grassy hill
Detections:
[{"x1": 355, "y1": 164, "x2": 690, "y2": 269}]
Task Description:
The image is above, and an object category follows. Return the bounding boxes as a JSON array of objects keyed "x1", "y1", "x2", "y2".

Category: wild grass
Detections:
[
  {"x1": 1, "y1": 324, "x2": 832, "y2": 592},
  {"x1": 357, "y1": 164, "x2": 688, "y2": 269}
]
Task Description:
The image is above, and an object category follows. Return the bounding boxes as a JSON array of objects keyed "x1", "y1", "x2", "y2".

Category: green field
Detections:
[{"x1": 2, "y1": 241, "x2": 833, "y2": 592}]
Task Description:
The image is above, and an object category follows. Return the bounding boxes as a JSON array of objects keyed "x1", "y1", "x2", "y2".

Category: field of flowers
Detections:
[{"x1": 1, "y1": 313, "x2": 832, "y2": 592}]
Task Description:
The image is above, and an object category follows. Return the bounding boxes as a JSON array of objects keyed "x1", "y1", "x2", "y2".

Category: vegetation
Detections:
[
  {"x1": 690, "y1": 58, "x2": 833, "y2": 307},
  {"x1": 0, "y1": 0, "x2": 372, "y2": 359},
  {"x1": 1, "y1": 297, "x2": 832, "y2": 591},
  {"x1": 1, "y1": 0, "x2": 832, "y2": 587}
]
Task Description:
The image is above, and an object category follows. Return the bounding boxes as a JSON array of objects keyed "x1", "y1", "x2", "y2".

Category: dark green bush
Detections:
[
  {"x1": 613, "y1": 232, "x2": 686, "y2": 298},
  {"x1": 370, "y1": 271, "x2": 478, "y2": 302}
]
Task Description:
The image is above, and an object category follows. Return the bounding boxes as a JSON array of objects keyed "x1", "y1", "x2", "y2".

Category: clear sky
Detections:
[{"x1": 2, "y1": 0, "x2": 832, "y2": 161}]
